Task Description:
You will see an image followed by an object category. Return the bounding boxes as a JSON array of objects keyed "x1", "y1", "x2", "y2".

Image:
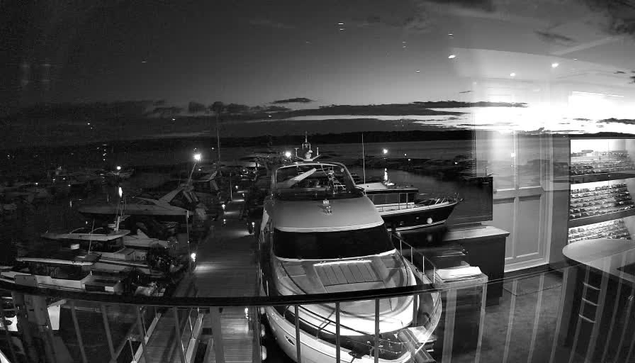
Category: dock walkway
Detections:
[
  {"x1": 195, "y1": 197, "x2": 259, "y2": 363},
  {"x1": 152, "y1": 196, "x2": 259, "y2": 363}
]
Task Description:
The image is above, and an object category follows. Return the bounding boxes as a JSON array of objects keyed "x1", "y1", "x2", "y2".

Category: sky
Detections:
[{"x1": 2, "y1": 0, "x2": 635, "y2": 110}]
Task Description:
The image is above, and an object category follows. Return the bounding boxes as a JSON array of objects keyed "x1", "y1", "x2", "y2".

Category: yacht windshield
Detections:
[
  {"x1": 272, "y1": 225, "x2": 394, "y2": 259},
  {"x1": 275, "y1": 163, "x2": 362, "y2": 200}
]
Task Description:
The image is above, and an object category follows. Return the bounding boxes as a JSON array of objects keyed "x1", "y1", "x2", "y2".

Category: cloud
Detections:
[
  {"x1": 423, "y1": 0, "x2": 495, "y2": 12},
  {"x1": 271, "y1": 97, "x2": 314, "y2": 104},
  {"x1": 535, "y1": 30, "x2": 576, "y2": 45},
  {"x1": 598, "y1": 118, "x2": 635, "y2": 125},
  {"x1": 350, "y1": 0, "x2": 498, "y2": 34},
  {"x1": 581, "y1": 0, "x2": 635, "y2": 37},
  {"x1": 248, "y1": 18, "x2": 294, "y2": 29},
  {"x1": 350, "y1": 15, "x2": 402, "y2": 29}
]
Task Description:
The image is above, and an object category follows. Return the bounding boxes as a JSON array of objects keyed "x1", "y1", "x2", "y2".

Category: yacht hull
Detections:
[
  {"x1": 265, "y1": 305, "x2": 420, "y2": 363},
  {"x1": 78, "y1": 205, "x2": 191, "y2": 223},
  {"x1": 379, "y1": 200, "x2": 458, "y2": 232}
]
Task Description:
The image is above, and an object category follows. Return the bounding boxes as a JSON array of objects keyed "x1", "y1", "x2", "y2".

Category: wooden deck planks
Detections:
[
  {"x1": 142, "y1": 199, "x2": 260, "y2": 362},
  {"x1": 205, "y1": 307, "x2": 254, "y2": 363}
]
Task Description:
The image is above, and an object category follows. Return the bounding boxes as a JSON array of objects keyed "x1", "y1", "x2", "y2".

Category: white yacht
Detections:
[
  {"x1": 41, "y1": 226, "x2": 183, "y2": 277},
  {"x1": 0, "y1": 253, "x2": 124, "y2": 294},
  {"x1": 43, "y1": 224, "x2": 177, "y2": 250},
  {"x1": 259, "y1": 145, "x2": 441, "y2": 362},
  {"x1": 77, "y1": 185, "x2": 207, "y2": 222}
]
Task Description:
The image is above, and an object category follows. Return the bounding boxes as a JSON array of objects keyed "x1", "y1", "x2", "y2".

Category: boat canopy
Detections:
[{"x1": 273, "y1": 162, "x2": 362, "y2": 200}]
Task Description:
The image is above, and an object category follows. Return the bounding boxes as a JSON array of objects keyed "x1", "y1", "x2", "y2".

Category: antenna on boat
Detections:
[
  {"x1": 114, "y1": 186, "x2": 124, "y2": 232},
  {"x1": 295, "y1": 132, "x2": 320, "y2": 162},
  {"x1": 88, "y1": 219, "x2": 95, "y2": 253}
]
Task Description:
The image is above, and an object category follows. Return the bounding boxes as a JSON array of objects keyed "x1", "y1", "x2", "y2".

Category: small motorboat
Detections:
[
  {"x1": 77, "y1": 185, "x2": 207, "y2": 222},
  {"x1": 358, "y1": 179, "x2": 459, "y2": 232},
  {"x1": 0, "y1": 253, "x2": 124, "y2": 294},
  {"x1": 41, "y1": 226, "x2": 185, "y2": 278}
]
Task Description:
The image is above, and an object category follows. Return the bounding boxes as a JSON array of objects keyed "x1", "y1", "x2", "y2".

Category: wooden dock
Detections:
[{"x1": 139, "y1": 198, "x2": 260, "y2": 363}]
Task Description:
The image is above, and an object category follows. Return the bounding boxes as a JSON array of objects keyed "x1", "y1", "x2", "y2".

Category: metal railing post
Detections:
[
  {"x1": 502, "y1": 280, "x2": 518, "y2": 363},
  {"x1": 0, "y1": 299, "x2": 19, "y2": 363},
  {"x1": 210, "y1": 307, "x2": 226, "y2": 363},
  {"x1": 475, "y1": 279, "x2": 488, "y2": 363},
  {"x1": 585, "y1": 263, "x2": 609, "y2": 363},
  {"x1": 335, "y1": 302, "x2": 341, "y2": 363},
  {"x1": 549, "y1": 267, "x2": 570, "y2": 363},
  {"x1": 442, "y1": 289, "x2": 457, "y2": 363},
  {"x1": 624, "y1": 317, "x2": 635, "y2": 362},
  {"x1": 526, "y1": 274, "x2": 545, "y2": 363},
  {"x1": 172, "y1": 307, "x2": 186, "y2": 363},
  {"x1": 614, "y1": 292, "x2": 634, "y2": 360},
  {"x1": 602, "y1": 254, "x2": 627, "y2": 363},
  {"x1": 100, "y1": 304, "x2": 117, "y2": 362},
  {"x1": 135, "y1": 307, "x2": 149, "y2": 363},
  {"x1": 374, "y1": 298, "x2": 380, "y2": 363},
  {"x1": 70, "y1": 301, "x2": 88, "y2": 363},
  {"x1": 294, "y1": 305, "x2": 302, "y2": 363}
]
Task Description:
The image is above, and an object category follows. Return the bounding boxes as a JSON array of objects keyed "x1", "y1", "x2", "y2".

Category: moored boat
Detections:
[
  {"x1": 41, "y1": 226, "x2": 185, "y2": 278},
  {"x1": 0, "y1": 253, "x2": 124, "y2": 294},
  {"x1": 358, "y1": 179, "x2": 459, "y2": 232},
  {"x1": 258, "y1": 139, "x2": 441, "y2": 362},
  {"x1": 77, "y1": 185, "x2": 207, "y2": 222}
]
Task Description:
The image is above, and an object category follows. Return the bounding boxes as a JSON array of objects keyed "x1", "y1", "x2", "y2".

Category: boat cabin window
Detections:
[
  {"x1": 369, "y1": 192, "x2": 416, "y2": 204},
  {"x1": 272, "y1": 225, "x2": 394, "y2": 259},
  {"x1": 26, "y1": 263, "x2": 88, "y2": 280},
  {"x1": 81, "y1": 238, "x2": 124, "y2": 252}
]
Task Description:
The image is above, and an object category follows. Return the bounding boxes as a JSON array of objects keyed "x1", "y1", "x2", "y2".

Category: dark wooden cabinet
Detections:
[{"x1": 443, "y1": 225, "x2": 509, "y2": 305}]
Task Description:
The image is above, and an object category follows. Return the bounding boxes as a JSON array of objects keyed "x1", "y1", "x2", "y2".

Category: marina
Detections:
[
  {"x1": 3, "y1": 1, "x2": 635, "y2": 361},
  {"x1": 0, "y1": 137, "x2": 604, "y2": 363}
]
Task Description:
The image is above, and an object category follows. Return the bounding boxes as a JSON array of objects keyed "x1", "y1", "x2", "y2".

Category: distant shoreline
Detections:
[{"x1": 1, "y1": 128, "x2": 629, "y2": 153}]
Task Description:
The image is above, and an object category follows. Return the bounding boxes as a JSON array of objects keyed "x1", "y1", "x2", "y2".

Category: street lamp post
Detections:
[{"x1": 189, "y1": 150, "x2": 202, "y2": 182}]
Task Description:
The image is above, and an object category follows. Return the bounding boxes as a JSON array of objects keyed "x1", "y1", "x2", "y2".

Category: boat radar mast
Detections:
[{"x1": 294, "y1": 132, "x2": 320, "y2": 162}]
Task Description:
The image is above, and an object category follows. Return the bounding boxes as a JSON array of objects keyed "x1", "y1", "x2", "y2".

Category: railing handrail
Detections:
[
  {"x1": 0, "y1": 279, "x2": 436, "y2": 308},
  {"x1": 0, "y1": 254, "x2": 586, "y2": 309}
]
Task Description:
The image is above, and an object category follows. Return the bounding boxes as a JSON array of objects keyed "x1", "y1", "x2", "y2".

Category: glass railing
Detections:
[{"x1": 1, "y1": 258, "x2": 634, "y2": 363}]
